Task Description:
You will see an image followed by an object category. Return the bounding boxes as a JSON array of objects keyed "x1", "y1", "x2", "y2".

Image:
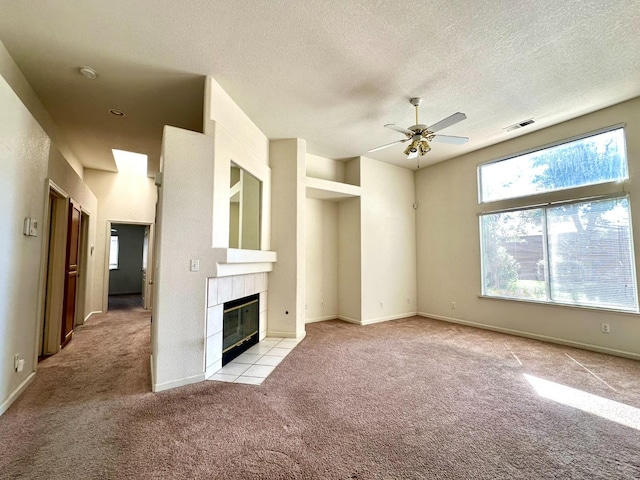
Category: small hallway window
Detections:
[{"x1": 109, "y1": 234, "x2": 119, "y2": 270}]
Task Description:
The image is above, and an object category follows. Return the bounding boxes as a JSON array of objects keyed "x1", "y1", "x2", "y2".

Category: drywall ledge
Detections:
[
  {"x1": 305, "y1": 176, "x2": 361, "y2": 201},
  {"x1": 212, "y1": 248, "x2": 277, "y2": 277}
]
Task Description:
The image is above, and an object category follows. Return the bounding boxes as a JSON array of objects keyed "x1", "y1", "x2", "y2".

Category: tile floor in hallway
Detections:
[{"x1": 209, "y1": 337, "x2": 303, "y2": 385}]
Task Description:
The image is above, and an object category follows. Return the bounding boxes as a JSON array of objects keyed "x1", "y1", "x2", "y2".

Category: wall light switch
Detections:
[
  {"x1": 29, "y1": 220, "x2": 38, "y2": 236},
  {"x1": 190, "y1": 259, "x2": 200, "y2": 272},
  {"x1": 23, "y1": 218, "x2": 31, "y2": 236}
]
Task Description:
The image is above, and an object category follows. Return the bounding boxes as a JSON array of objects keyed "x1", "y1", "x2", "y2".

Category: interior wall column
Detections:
[{"x1": 268, "y1": 139, "x2": 306, "y2": 338}]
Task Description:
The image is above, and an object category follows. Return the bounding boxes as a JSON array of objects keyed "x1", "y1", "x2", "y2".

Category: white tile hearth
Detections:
[{"x1": 208, "y1": 337, "x2": 302, "y2": 385}]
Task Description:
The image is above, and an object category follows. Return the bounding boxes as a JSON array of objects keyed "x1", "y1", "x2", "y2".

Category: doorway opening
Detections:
[{"x1": 106, "y1": 222, "x2": 153, "y2": 312}]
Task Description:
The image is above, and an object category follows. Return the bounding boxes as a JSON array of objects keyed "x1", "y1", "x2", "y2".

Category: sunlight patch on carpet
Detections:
[{"x1": 524, "y1": 374, "x2": 640, "y2": 431}]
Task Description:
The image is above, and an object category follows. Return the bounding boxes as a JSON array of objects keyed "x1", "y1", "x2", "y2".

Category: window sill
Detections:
[{"x1": 478, "y1": 294, "x2": 640, "y2": 316}]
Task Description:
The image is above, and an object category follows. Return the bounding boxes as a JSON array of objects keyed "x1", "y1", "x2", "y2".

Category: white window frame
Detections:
[{"x1": 477, "y1": 125, "x2": 638, "y2": 313}]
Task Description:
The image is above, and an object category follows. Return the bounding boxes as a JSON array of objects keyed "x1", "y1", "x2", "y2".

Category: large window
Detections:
[
  {"x1": 479, "y1": 127, "x2": 627, "y2": 203},
  {"x1": 478, "y1": 127, "x2": 638, "y2": 312}
]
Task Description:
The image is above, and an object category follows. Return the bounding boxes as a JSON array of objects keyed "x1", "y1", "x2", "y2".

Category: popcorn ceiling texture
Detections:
[{"x1": 0, "y1": 0, "x2": 639, "y2": 172}]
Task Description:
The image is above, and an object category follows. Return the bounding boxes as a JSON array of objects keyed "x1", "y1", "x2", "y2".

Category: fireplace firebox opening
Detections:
[{"x1": 222, "y1": 293, "x2": 259, "y2": 365}]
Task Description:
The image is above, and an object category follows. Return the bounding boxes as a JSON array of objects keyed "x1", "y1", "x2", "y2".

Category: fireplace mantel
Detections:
[{"x1": 212, "y1": 248, "x2": 277, "y2": 277}]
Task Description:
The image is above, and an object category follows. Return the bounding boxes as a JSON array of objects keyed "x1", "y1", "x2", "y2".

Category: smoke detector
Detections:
[{"x1": 79, "y1": 66, "x2": 97, "y2": 79}]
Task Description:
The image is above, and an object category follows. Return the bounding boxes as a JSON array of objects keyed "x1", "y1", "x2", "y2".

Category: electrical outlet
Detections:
[
  {"x1": 305, "y1": 303, "x2": 308, "y2": 309},
  {"x1": 601, "y1": 323, "x2": 610, "y2": 333},
  {"x1": 407, "y1": 298, "x2": 411, "y2": 304},
  {"x1": 380, "y1": 301, "x2": 384, "y2": 308},
  {"x1": 13, "y1": 354, "x2": 20, "y2": 372},
  {"x1": 321, "y1": 300, "x2": 324, "y2": 308},
  {"x1": 451, "y1": 301, "x2": 456, "y2": 310}
]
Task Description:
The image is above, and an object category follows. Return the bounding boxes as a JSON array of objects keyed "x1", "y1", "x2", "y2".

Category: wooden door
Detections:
[{"x1": 61, "y1": 199, "x2": 81, "y2": 348}]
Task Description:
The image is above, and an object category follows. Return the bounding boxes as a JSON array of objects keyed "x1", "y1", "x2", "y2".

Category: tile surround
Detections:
[{"x1": 206, "y1": 272, "x2": 268, "y2": 374}]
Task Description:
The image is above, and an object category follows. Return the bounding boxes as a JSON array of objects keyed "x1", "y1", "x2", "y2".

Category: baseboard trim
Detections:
[
  {"x1": 266, "y1": 330, "x2": 306, "y2": 339},
  {"x1": 152, "y1": 372, "x2": 205, "y2": 393},
  {"x1": 361, "y1": 312, "x2": 417, "y2": 326},
  {"x1": 0, "y1": 372, "x2": 36, "y2": 416},
  {"x1": 305, "y1": 315, "x2": 337, "y2": 324},
  {"x1": 337, "y1": 315, "x2": 360, "y2": 325},
  {"x1": 84, "y1": 311, "x2": 101, "y2": 323},
  {"x1": 418, "y1": 312, "x2": 640, "y2": 361},
  {"x1": 337, "y1": 312, "x2": 417, "y2": 326},
  {"x1": 149, "y1": 355, "x2": 155, "y2": 391}
]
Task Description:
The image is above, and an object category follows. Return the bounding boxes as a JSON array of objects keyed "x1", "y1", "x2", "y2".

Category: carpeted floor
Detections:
[{"x1": 1, "y1": 306, "x2": 639, "y2": 479}]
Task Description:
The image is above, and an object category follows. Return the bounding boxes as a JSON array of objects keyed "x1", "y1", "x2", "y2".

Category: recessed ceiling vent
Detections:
[{"x1": 503, "y1": 118, "x2": 535, "y2": 133}]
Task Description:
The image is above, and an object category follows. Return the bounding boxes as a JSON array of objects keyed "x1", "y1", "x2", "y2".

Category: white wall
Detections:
[
  {"x1": 0, "y1": 74, "x2": 50, "y2": 413},
  {"x1": 0, "y1": 41, "x2": 83, "y2": 178},
  {"x1": 337, "y1": 197, "x2": 361, "y2": 322},
  {"x1": 83, "y1": 169, "x2": 157, "y2": 313},
  {"x1": 152, "y1": 76, "x2": 273, "y2": 391},
  {"x1": 306, "y1": 153, "x2": 346, "y2": 183},
  {"x1": 360, "y1": 157, "x2": 417, "y2": 323},
  {"x1": 269, "y1": 139, "x2": 306, "y2": 338},
  {"x1": 416, "y1": 97, "x2": 640, "y2": 359},
  {"x1": 153, "y1": 127, "x2": 215, "y2": 391},
  {"x1": 305, "y1": 198, "x2": 338, "y2": 322}
]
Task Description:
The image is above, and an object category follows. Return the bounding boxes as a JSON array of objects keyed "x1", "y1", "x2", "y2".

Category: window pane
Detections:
[
  {"x1": 481, "y1": 209, "x2": 546, "y2": 300},
  {"x1": 480, "y1": 128, "x2": 627, "y2": 202},
  {"x1": 109, "y1": 235, "x2": 119, "y2": 269},
  {"x1": 547, "y1": 198, "x2": 637, "y2": 311}
]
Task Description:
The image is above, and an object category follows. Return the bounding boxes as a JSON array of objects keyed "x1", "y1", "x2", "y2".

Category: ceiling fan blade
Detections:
[
  {"x1": 431, "y1": 134, "x2": 469, "y2": 145},
  {"x1": 384, "y1": 124, "x2": 414, "y2": 135},
  {"x1": 368, "y1": 138, "x2": 409, "y2": 153},
  {"x1": 427, "y1": 112, "x2": 467, "y2": 133}
]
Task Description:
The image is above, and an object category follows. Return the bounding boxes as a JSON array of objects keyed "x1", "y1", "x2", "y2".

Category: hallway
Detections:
[{"x1": 0, "y1": 305, "x2": 152, "y2": 478}]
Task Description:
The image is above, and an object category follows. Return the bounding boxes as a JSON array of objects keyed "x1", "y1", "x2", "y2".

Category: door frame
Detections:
[
  {"x1": 103, "y1": 220, "x2": 155, "y2": 312},
  {"x1": 38, "y1": 181, "x2": 92, "y2": 355},
  {"x1": 75, "y1": 208, "x2": 91, "y2": 326},
  {"x1": 38, "y1": 181, "x2": 68, "y2": 355}
]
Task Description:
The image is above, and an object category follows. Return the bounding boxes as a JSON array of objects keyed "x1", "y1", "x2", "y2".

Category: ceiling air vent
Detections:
[{"x1": 503, "y1": 118, "x2": 535, "y2": 133}]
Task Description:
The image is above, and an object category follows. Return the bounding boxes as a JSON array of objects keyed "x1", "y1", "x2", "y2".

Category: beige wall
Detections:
[
  {"x1": 0, "y1": 41, "x2": 100, "y2": 414},
  {"x1": 0, "y1": 41, "x2": 83, "y2": 178},
  {"x1": 47, "y1": 147, "x2": 99, "y2": 321},
  {"x1": 360, "y1": 157, "x2": 417, "y2": 323},
  {"x1": 416, "y1": 97, "x2": 640, "y2": 359},
  {"x1": 305, "y1": 198, "x2": 339, "y2": 322},
  {"x1": 152, "y1": 76, "x2": 273, "y2": 391},
  {"x1": 337, "y1": 197, "x2": 362, "y2": 321},
  {"x1": 0, "y1": 74, "x2": 50, "y2": 414},
  {"x1": 153, "y1": 127, "x2": 215, "y2": 390},
  {"x1": 83, "y1": 169, "x2": 157, "y2": 313},
  {"x1": 269, "y1": 139, "x2": 306, "y2": 338}
]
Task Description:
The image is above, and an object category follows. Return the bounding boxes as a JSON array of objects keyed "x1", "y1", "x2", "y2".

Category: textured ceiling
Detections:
[{"x1": 0, "y1": 0, "x2": 639, "y2": 173}]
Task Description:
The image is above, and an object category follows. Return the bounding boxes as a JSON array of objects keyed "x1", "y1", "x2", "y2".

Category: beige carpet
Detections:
[{"x1": 1, "y1": 305, "x2": 639, "y2": 479}]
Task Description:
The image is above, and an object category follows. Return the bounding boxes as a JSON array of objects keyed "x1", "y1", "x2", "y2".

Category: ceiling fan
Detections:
[{"x1": 369, "y1": 98, "x2": 468, "y2": 160}]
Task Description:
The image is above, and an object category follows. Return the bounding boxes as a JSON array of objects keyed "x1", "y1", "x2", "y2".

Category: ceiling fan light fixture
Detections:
[{"x1": 418, "y1": 140, "x2": 431, "y2": 156}]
